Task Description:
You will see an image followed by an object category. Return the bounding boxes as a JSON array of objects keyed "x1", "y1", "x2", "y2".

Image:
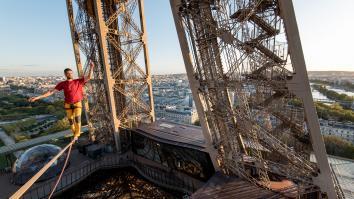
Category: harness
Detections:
[{"x1": 64, "y1": 103, "x2": 82, "y2": 110}]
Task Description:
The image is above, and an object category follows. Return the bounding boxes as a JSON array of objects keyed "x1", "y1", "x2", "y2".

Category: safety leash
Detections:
[{"x1": 47, "y1": 140, "x2": 74, "y2": 199}]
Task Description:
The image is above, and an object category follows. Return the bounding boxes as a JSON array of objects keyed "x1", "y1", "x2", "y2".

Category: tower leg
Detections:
[
  {"x1": 93, "y1": 0, "x2": 121, "y2": 152},
  {"x1": 279, "y1": 0, "x2": 337, "y2": 198},
  {"x1": 170, "y1": 0, "x2": 220, "y2": 171}
]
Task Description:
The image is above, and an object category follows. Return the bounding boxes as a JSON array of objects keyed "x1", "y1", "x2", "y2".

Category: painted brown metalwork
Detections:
[
  {"x1": 65, "y1": 0, "x2": 341, "y2": 198},
  {"x1": 66, "y1": 0, "x2": 155, "y2": 151},
  {"x1": 170, "y1": 0, "x2": 339, "y2": 197}
]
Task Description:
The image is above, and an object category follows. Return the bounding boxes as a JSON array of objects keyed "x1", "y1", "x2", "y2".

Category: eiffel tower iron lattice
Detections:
[
  {"x1": 170, "y1": 0, "x2": 341, "y2": 198},
  {"x1": 65, "y1": 0, "x2": 342, "y2": 198},
  {"x1": 66, "y1": 0, "x2": 155, "y2": 151}
]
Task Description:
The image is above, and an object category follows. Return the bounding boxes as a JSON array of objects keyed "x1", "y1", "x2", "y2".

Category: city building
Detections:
[
  {"x1": 319, "y1": 119, "x2": 354, "y2": 144},
  {"x1": 3, "y1": 76, "x2": 64, "y2": 102},
  {"x1": 155, "y1": 105, "x2": 198, "y2": 124}
]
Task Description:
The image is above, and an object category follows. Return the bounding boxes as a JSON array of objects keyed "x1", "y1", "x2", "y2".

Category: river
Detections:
[
  {"x1": 310, "y1": 83, "x2": 354, "y2": 103},
  {"x1": 326, "y1": 86, "x2": 354, "y2": 97}
]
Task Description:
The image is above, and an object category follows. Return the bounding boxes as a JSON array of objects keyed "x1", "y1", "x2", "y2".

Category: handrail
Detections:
[
  {"x1": 330, "y1": 163, "x2": 346, "y2": 199},
  {"x1": 21, "y1": 153, "x2": 202, "y2": 199},
  {"x1": 9, "y1": 140, "x2": 75, "y2": 199},
  {"x1": 22, "y1": 156, "x2": 129, "y2": 199}
]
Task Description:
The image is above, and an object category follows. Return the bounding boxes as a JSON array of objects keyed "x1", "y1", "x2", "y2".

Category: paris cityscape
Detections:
[
  {"x1": 1, "y1": 0, "x2": 354, "y2": 199},
  {"x1": 1, "y1": 71, "x2": 353, "y2": 198},
  {"x1": 1, "y1": 72, "x2": 353, "y2": 144}
]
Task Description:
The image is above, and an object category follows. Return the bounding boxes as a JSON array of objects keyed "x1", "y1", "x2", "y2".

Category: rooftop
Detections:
[{"x1": 136, "y1": 120, "x2": 207, "y2": 151}]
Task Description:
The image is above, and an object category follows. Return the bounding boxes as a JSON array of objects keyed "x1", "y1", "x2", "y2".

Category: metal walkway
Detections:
[{"x1": 18, "y1": 151, "x2": 203, "y2": 199}]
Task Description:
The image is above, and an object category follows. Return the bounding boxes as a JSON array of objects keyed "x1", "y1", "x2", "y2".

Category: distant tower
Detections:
[
  {"x1": 171, "y1": 0, "x2": 339, "y2": 197},
  {"x1": 66, "y1": 0, "x2": 155, "y2": 151}
]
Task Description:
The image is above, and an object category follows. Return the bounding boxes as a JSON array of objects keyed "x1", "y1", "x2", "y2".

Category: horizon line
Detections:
[{"x1": 2, "y1": 70, "x2": 354, "y2": 78}]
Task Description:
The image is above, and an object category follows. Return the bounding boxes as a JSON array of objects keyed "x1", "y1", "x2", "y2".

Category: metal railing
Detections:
[
  {"x1": 21, "y1": 154, "x2": 203, "y2": 199},
  {"x1": 132, "y1": 159, "x2": 201, "y2": 193},
  {"x1": 22, "y1": 154, "x2": 127, "y2": 199},
  {"x1": 330, "y1": 163, "x2": 346, "y2": 199}
]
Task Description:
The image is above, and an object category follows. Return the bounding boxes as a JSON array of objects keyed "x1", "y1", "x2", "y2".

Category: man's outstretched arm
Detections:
[{"x1": 28, "y1": 88, "x2": 58, "y2": 102}]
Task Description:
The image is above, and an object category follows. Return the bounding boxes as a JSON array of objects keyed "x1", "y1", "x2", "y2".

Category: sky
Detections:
[{"x1": 0, "y1": 0, "x2": 353, "y2": 76}]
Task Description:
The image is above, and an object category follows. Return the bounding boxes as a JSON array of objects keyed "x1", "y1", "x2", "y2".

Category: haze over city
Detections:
[{"x1": 0, "y1": 0, "x2": 353, "y2": 76}]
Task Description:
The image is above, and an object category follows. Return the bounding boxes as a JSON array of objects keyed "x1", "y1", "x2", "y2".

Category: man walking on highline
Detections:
[{"x1": 29, "y1": 61, "x2": 95, "y2": 140}]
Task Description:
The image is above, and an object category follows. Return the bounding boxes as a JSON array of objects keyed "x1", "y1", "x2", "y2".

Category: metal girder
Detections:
[
  {"x1": 93, "y1": 0, "x2": 122, "y2": 151},
  {"x1": 170, "y1": 0, "x2": 221, "y2": 171},
  {"x1": 278, "y1": 0, "x2": 337, "y2": 197},
  {"x1": 67, "y1": 0, "x2": 115, "y2": 146},
  {"x1": 103, "y1": 0, "x2": 155, "y2": 128},
  {"x1": 67, "y1": 0, "x2": 339, "y2": 197},
  {"x1": 66, "y1": 0, "x2": 95, "y2": 141},
  {"x1": 67, "y1": 0, "x2": 154, "y2": 152},
  {"x1": 171, "y1": 0, "x2": 269, "y2": 184},
  {"x1": 171, "y1": 0, "x2": 339, "y2": 197}
]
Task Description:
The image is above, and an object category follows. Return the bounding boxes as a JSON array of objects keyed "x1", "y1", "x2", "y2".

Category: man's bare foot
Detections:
[{"x1": 73, "y1": 136, "x2": 79, "y2": 142}]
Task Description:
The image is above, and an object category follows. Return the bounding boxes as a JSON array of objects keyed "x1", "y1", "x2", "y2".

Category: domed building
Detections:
[{"x1": 12, "y1": 144, "x2": 68, "y2": 185}]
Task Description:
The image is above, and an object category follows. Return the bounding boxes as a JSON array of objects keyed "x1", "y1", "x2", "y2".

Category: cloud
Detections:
[{"x1": 0, "y1": 64, "x2": 41, "y2": 68}]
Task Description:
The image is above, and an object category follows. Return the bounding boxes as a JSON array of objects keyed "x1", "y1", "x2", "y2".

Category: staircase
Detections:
[
  {"x1": 231, "y1": 5, "x2": 285, "y2": 64},
  {"x1": 230, "y1": 9, "x2": 278, "y2": 37}
]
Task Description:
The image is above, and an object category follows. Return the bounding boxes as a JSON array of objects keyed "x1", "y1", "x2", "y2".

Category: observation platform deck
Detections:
[
  {"x1": 0, "y1": 120, "x2": 337, "y2": 198},
  {"x1": 136, "y1": 120, "x2": 208, "y2": 151},
  {"x1": 0, "y1": 121, "x2": 208, "y2": 198}
]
